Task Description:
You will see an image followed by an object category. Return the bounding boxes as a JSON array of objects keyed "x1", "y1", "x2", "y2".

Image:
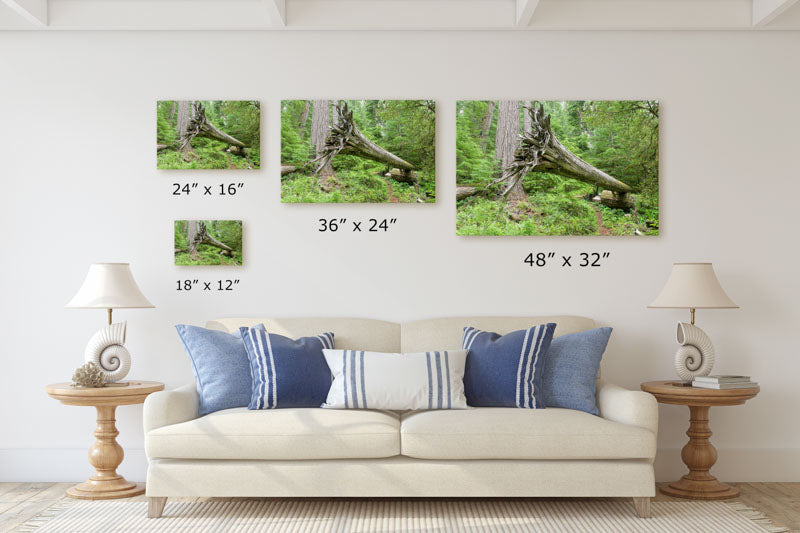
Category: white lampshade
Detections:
[
  {"x1": 648, "y1": 262, "x2": 738, "y2": 309},
  {"x1": 66, "y1": 263, "x2": 154, "y2": 309}
]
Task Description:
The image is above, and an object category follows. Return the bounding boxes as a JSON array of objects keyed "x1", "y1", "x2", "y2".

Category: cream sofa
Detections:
[{"x1": 144, "y1": 316, "x2": 658, "y2": 518}]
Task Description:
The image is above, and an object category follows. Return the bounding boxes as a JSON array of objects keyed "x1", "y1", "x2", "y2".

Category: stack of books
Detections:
[{"x1": 692, "y1": 375, "x2": 758, "y2": 389}]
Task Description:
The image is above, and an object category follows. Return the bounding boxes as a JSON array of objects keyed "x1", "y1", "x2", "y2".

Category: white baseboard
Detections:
[
  {"x1": 0, "y1": 448, "x2": 148, "y2": 482},
  {"x1": 2, "y1": 448, "x2": 799, "y2": 483},
  {"x1": 654, "y1": 448, "x2": 800, "y2": 482}
]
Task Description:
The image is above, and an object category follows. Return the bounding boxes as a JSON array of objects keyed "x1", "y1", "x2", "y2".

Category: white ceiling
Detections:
[{"x1": 1, "y1": 0, "x2": 799, "y2": 30}]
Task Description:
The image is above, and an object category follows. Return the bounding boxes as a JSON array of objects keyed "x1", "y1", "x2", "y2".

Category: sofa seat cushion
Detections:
[
  {"x1": 147, "y1": 407, "x2": 400, "y2": 460},
  {"x1": 400, "y1": 408, "x2": 655, "y2": 460}
]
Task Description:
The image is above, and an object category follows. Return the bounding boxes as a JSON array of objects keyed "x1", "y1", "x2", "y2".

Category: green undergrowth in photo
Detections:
[
  {"x1": 157, "y1": 139, "x2": 260, "y2": 170},
  {"x1": 457, "y1": 178, "x2": 658, "y2": 236},
  {"x1": 174, "y1": 247, "x2": 242, "y2": 266},
  {"x1": 282, "y1": 166, "x2": 435, "y2": 204}
]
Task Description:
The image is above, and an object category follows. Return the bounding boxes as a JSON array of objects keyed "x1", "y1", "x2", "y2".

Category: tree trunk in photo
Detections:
[
  {"x1": 169, "y1": 101, "x2": 176, "y2": 121},
  {"x1": 479, "y1": 101, "x2": 495, "y2": 153},
  {"x1": 176, "y1": 100, "x2": 194, "y2": 159},
  {"x1": 523, "y1": 101, "x2": 532, "y2": 135},
  {"x1": 186, "y1": 220, "x2": 202, "y2": 260},
  {"x1": 495, "y1": 100, "x2": 526, "y2": 202},
  {"x1": 298, "y1": 101, "x2": 310, "y2": 136},
  {"x1": 311, "y1": 100, "x2": 335, "y2": 180},
  {"x1": 185, "y1": 220, "x2": 234, "y2": 261}
]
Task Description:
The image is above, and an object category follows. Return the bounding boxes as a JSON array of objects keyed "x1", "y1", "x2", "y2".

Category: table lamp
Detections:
[
  {"x1": 648, "y1": 262, "x2": 738, "y2": 382},
  {"x1": 66, "y1": 263, "x2": 154, "y2": 383}
]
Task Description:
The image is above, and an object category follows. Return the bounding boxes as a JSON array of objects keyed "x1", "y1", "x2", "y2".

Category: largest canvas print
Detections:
[
  {"x1": 281, "y1": 100, "x2": 435, "y2": 203},
  {"x1": 456, "y1": 100, "x2": 659, "y2": 236}
]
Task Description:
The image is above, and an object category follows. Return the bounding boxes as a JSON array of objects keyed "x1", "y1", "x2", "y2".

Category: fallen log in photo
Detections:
[
  {"x1": 456, "y1": 186, "x2": 480, "y2": 200},
  {"x1": 312, "y1": 103, "x2": 417, "y2": 184},
  {"x1": 492, "y1": 102, "x2": 634, "y2": 209},
  {"x1": 179, "y1": 102, "x2": 247, "y2": 154}
]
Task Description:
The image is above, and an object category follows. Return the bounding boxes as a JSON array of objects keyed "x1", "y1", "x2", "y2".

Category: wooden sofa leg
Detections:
[
  {"x1": 633, "y1": 497, "x2": 651, "y2": 518},
  {"x1": 148, "y1": 497, "x2": 167, "y2": 518}
]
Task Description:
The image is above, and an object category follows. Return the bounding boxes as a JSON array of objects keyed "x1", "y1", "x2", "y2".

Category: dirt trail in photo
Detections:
[
  {"x1": 385, "y1": 180, "x2": 400, "y2": 203},
  {"x1": 592, "y1": 205, "x2": 611, "y2": 236}
]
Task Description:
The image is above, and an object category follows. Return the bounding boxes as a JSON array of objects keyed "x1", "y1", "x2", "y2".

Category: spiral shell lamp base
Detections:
[
  {"x1": 673, "y1": 321, "x2": 715, "y2": 381},
  {"x1": 84, "y1": 322, "x2": 131, "y2": 383}
]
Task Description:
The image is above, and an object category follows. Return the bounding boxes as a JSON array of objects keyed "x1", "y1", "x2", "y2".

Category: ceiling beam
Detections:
[
  {"x1": 516, "y1": 0, "x2": 540, "y2": 27},
  {"x1": 752, "y1": 0, "x2": 799, "y2": 25},
  {"x1": 1, "y1": 0, "x2": 47, "y2": 26},
  {"x1": 264, "y1": 0, "x2": 286, "y2": 26}
]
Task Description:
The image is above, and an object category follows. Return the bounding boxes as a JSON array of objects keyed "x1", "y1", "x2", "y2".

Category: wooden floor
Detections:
[{"x1": 0, "y1": 482, "x2": 798, "y2": 532}]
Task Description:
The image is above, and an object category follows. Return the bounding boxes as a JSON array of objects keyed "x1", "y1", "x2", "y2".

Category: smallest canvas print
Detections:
[
  {"x1": 174, "y1": 220, "x2": 242, "y2": 266},
  {"x1": 157, "y1": 100, "x2": 260, "y2": 169}
]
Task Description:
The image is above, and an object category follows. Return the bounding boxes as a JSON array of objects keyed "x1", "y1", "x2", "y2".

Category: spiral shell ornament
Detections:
[
  {"x1": 84, "y1": 322, "x2": 130, "y2": 382},
  {"x1": 674, "y1": 322, "x2": 715, "y2": 381}
]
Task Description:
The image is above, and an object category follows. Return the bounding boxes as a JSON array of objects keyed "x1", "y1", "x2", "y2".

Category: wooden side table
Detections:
[
  {"x1": 45, "y1": 381, "x2": 164, "y2": 500},
  {"x1": 641, "y1": 380, "x2": 759, "y2": 500}
]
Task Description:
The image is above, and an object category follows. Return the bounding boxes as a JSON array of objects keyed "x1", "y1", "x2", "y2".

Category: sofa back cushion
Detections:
[
  {"x1": 208, "y1": 317, "x2": 401, "y2": 352},
  {"x1": 400, "y1": 316, "x2": 595, "y2": 353},
  {"x1": 208, "y1": 317, "x2": 594, "y2": 355}
]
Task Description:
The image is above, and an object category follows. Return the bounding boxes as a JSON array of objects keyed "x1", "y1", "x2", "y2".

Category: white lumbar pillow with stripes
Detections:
[{"x1": 321, "y1": 349, "x2": 469, "y2": 410}]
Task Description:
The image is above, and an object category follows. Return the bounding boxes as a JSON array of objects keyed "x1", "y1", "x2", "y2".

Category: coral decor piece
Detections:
[{"x1": 71, "y1": 361, "x2": 106, "y2": 388}]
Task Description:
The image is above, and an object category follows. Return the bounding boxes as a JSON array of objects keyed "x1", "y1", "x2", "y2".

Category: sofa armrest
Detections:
[
  {"x1": 596, "y1": 380, "x2": 658, "y2": 435},
  {"x1": 143, "y1": 383, "x2": 199, "y2": 433}
]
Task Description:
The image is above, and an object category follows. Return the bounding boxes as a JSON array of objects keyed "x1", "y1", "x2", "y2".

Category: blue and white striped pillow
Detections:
[
  {"x1": 462, "y1": 323, "x2": 556, "y2": 408},
  {"x1": 240, "y1": 327, "x2": 334, "y2": 409},
  {"x1": 321, "y1": 349, "x2": 468, "y2": 410}
]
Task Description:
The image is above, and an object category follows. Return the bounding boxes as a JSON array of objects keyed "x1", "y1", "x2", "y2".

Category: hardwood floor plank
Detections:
[
  {"x1": 0, "y1": 484, "x2": 76, "y2": 533},
  {"x1": 657, "y1": 482, "x2": 798, "y2": 532},
  {"x1": 736, "y1": 482, "x2": 799, "y2": 532},
  {"x1": 0, "y1": 486, "x2": 20, "y2": 500},
  {"x1": 0, "y1": 483, "x2": 54, "y2": 503}
]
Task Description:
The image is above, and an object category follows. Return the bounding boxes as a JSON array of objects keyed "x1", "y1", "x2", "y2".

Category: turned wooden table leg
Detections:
[
  {"x1": 660, "y1": 405, "x2": 739, "y2": 500},
  {"x1": 66, "y1": 405, "x2": 145, "y2": 500}
]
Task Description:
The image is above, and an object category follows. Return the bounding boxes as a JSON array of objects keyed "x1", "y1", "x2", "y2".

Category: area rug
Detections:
[{"x1": 16, "y1": 499, "x2": 788, "y2": 533}]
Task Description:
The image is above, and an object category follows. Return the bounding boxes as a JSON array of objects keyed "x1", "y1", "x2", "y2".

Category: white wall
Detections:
[{"x1": 0, "y1": 30, "x2": 798, "y2": 483}]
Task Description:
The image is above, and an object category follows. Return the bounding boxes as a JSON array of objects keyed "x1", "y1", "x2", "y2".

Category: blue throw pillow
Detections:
[
  {"x1": 542, "y1": 327, "x2": 613, "y2": 415},
  {"x1": 175, "y1": 324, "x2": 265, "y2": 417},
  {"x1": 462, "y1": 324, "x2": 556, "y2": 408},
  {"x1": 240, "y1": 327, "x2": 334, "y2": 409}
]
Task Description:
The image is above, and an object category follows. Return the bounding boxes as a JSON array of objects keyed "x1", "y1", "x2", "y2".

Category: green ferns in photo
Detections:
[
  {"x1": 157, "y1": 101, "x2": 260, "y2": 170},
  {"x1": 456, "y1": 100, "x2": 659, "y2": 236},
  {"x1": 281, "y1": 100, "x2": 435, "y2": 203},
  {"x1": 174, "y1": 220, "x2": 243, "y2": 266}
]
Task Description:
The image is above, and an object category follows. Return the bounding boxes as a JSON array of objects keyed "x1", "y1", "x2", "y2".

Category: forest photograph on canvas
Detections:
[
  {"x1": 281, "y1": 100, "x2": 435, "y2": 203},
  {"x1": 157, "y1": 101, "x2": 260, "y2": 170},
  {"x1": 174, "y1": 220, "x2": 242, "y2": 266},
  {"x1": 456, "y1": 101, "x2": 659, "y2": 236}
]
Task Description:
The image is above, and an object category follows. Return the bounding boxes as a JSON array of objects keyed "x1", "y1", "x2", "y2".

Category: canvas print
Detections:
[
  {"x1": 157, "y1": 100, "x2": 260, "y2": 169},
  {"x1": 281, "y1": 100, "x2": 435, "y2": 203},
  {"x1": 456, "y1": 100, "x2": 659, "y2": 236},
  {"x1": 174, "y1": 220, "x2": 242, "y2": 266}
]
